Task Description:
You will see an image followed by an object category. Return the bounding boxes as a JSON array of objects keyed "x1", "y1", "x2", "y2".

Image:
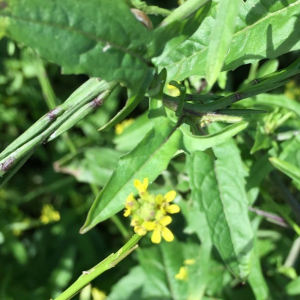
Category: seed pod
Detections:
[{"x1": 130, "y1": 8, "x2": 153, "y2": 30}]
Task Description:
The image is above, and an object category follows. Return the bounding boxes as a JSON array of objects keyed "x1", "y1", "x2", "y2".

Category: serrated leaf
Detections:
[
  {"x1": 155, "y1": 0, "x2": 300, "y2": 82},
  {"x1": 0, "y1": 0, "x2": 152, "y2": 91},
  {"x1": 186, "y1": 146, "x2": 253, "y2": 280},
  {"x1": 269, "y1": 157, "x2": 300, "y2": 185},
  {"x1": 80, "y1": 113, "x2": 182, "y2": 233},
  {"x1": 205, "y1": 0, "x2": 240, "y2": 86},
  {"x1": 181, "y1": 121, "x2": 248, "y2": 154}
]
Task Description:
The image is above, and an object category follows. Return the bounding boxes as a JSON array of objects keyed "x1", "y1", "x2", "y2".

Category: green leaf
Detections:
[
  {"x1": 279, "y1": 135, "x2": 300, "y2": 168},
  {"x1": 138, "y1": 241, "x2": 188, "y2": 300},
  {"x1": 0, "y1": 0, "x2": 152, "y2": 91},
  {"x1": 186, "y1": 146, "x2": 253, "y2": 280},
  {"x1": 269, "y1": 157, "x2": 300, "y2": 185},
  {"x1": 156, "y1": 0, "x2": 300, "y2": 81},
  {"x1": 181, "y1": 121, "x2": 248, "y2": 154},
  {"x1": 205, "y1": 0, "x2": 240, "y2": 87},
  {"x1": 80, "y1": 112, "x2": 182, "y2": 233},
  {"x1": 251, "y1": 124, "x2": 272, "y2": 154},
  {"x1": 99, "y1": 70, "x2": 153, "y2": 131},
  {"x1": 256, "y1": 59, "x2": 279, "y2": 78},
  {"x1": 53, "y1": 148, "x2": 122, "y2": 187},
  {"x1": 107, "y1": 266, "x2": 145, "y2": 300},
  {"x1": 113, "y1": 113, "x2": 153, "y2": 152},
  {"x1": 247, "y1": 217, "x2": 270, "y2": 300},
  {"x1": 285, "y1": 276, "x2": 300, "y2": 296},
  {"x1": 241, "y1": 94, "x2": 300, "y2": 118}
]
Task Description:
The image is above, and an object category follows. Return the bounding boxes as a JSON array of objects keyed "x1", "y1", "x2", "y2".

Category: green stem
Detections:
[
  {"x1": 54, "y1": 234, "x2": 142, "y2": 300},
  {"x1": 160, "y1": 0, "x2": 210, "y2": 26}
]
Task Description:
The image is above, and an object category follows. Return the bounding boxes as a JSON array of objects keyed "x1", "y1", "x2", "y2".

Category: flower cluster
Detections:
[{"x1": 124, "y1": 178, "x2": 180, "y2": 244}]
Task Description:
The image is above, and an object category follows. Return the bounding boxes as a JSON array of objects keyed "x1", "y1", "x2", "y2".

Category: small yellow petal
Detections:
[
  {"x1": 143, "y1": 221, "x2": 156, "y2": 231},
  {"x1": 162, "y1": 227, "x2": 174, "y2": 242},
  {"x1": 155, "y1": 194, "x2": 164, "y2": 204},
  {"x1": 124, "y1": 208, "x2": 131, "y2": 217},
  {"x1": 135, "y1": 226, "x2": 147, "y2": 236},
  {"x1": 175, "y1": 266, "x2": 188, "y2": 281},
  {"x1": 151, "y1": 229, "x2": 161, "y2": 244},
  {"x1": 134, "y1": 179, "x2": 142, "y2": 189},
  {"x1": 142, "y1": 178, "x2": 149, "y2": 190},
  {"x1": 164, "y1": 191, "x2": 176, "y2": 202},
  {"x1": 126, "y1": 193, "x2": 135, "y2": 203},
  {"x1": 166, "y1": 204, "x2": 180, "y2": 214},
  {"x1": 184, "y1": 259, "x2": 195, "y2": 265},
  {"x1": 160, "y1": 215, "x2": 172, "y2": 226}
]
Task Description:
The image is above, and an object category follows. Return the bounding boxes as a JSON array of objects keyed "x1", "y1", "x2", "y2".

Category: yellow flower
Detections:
[
  {"x1": 166, "y1": 83, "x2": 180, "y2": 97},
  {"x1": 125, "y1": 178, "x2": 180, "y2": 244},
  {"x1": 40, "y1": 204, "x2": 60, "y2": 224},
  {"x1": 184, "y1": 259, "x2": 195, "y2": 265},
  {"x1": 156, "y1": 191, "x2": 180, "y2": 214},
  {"x1": 115, "y1": 118, "x2": 134, "y2": 135},
  {"x1": 134, "y1": 178, "x2": 149, "y2": 198},
  {"x1": 175, "y1": 266, "x2": 188, "y2": 281},
  {"x1": 123, "y1": 193, "x2": 138, "y2": 217},
  {"x1": 91, "y1": 287, "x2": 106, "y2": 300},
  {"x1": 151, "y1": 215, "x2": 174, "y2": 244}
]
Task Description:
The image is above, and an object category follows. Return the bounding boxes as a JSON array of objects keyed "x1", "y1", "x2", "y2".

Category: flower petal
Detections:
[
  {"x1": 162, "y1": 227, "x2": 174, "y2": 242},
  {"x1": 142, "y1": 178, "x2": 149, "y2": 190},
  {"x1": 160, "y1": 215, "x2": 172, "y2": 226},
  {"x1": 134, "y1": 179, "x2": 142, "y2": 190},
  {"x1": 134, "y1": 226, "x2": 147, "y2": 236},
  {"x1": 175, "y1": 266, "x2": 188, "y2": 281},
  {"x1": 126, "y1": 193, "x2": 135, "y2": 203},
  {"x1": 143, "y1": 221, "x2": 156, "y2": 231},
  {"x1": 166, "y1": 204, "x2": 180, "y2": 214},
  {"x1": 123, "y1": 208, "x2": 131, "y2": 217},
  {"x1": 151, "y1": 229, "x2": 161, "y2": 244},
  {"x1": 164, "y1": 191, "x2": 176, "y2": 202},
  {"x1": 155, "y1": 194, "x2": 163, "y2": 204}
]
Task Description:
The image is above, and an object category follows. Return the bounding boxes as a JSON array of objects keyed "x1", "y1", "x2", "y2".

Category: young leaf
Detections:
[
  {"x1": 80, "y1": 116, "x2": 183, "y2": 233},
  {"x1": 269, "y1": 157, "x2": 300, "y2": 185},
  {"x1": 156, "y1": 0, "x2": 300, "y2": 82},
  {"x1": 181, "y1": 121, "x2": 248, "y2": 154},
  {"x1": 186, "y1": 146, "x2": 253, "y2": 280},
  {"x1": 0, "y1": 0, "x2": 152, "y2": 91},
  {"x1": 205, "y1": 0, "x2": 240, "y2": 87}
]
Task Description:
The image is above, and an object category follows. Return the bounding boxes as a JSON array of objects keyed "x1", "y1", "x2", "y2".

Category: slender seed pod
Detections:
[{"x1": 130, "y1": 8, "x2": 153, "y2": 30}]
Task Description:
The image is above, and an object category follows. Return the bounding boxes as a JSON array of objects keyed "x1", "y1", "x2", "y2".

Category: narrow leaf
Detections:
[
  {"x1": 269, "y1": 157, "x2": 300, "y2": 185},
  {"x1": 205, "y1": 0, "x2": 240, "y2": 86},
  {"x1": 181, "y1": 121, "x2": 248, "y2": 154},
  {"x1": 80, "y1": 116, "x2": 182, "y2": 233}
]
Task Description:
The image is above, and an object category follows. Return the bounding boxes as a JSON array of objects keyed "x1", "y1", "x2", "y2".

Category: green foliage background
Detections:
[{"x1": 1, "y1": 0, "x2": 300, "y2": 300}]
